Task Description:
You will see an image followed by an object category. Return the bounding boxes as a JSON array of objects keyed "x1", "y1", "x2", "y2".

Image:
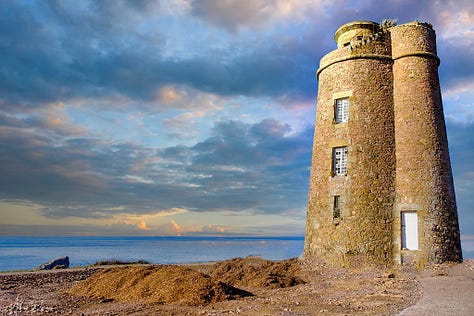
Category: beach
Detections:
[{"x1": 3, "y1": 257, "x2": 472, "y2": 315}]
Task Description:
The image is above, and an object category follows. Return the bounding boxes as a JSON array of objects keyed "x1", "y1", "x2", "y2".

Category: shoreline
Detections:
[
  {"x1": 0, "y1": 235, "x2": 305, "y2": 272},
  {"x1": 1, "y1": 235, "x2": 472, "y2": 273},
  {"x1": 0, "y1": 259, "x2": 224, "y2": 275}
]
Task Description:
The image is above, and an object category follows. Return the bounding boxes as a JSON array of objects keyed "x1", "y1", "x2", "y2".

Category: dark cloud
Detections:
[
  {"x1": 177, "y1": 119, "x2": 312, "y2": 213},
  {"x1": 0, "y1": 0, "x2": 318, "y2": 110},
  {"x1": 190, "y1": 0, "x2": 277, "y2": 32},
  {"x1": 0, "y1": 1, "x2": 167, "y2": 105},
  {"x1": 1, "y1": 0, "x2": 472, "y2": 110},
  {"x1": 0, "y1": 117, "x2": 312, "y2": 218},
  {"x1": 438, "y1": 43, "x2": 474, "y2": 91},
  {"x1": 447, "y1": 120, "x2": 474, "y2": 174},
  {"x1": 333, "y1": 0, "x2": 427, "y2": 24},
  {"x1": 302, "y1": 0, "x2": 474, "y2": 93},
  {"x1": 446, "y1": 119, "x2": 474, "y2": 234}
]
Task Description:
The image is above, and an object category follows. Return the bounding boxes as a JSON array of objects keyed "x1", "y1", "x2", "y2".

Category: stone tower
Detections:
[{"x1": 304, "y1": 20, "x2": 462, "y2": 266}]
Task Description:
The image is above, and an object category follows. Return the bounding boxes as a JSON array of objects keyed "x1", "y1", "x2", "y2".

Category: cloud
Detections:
[
  {"x1": 1, "y1": 0, "x2": 473, "y2": 236},
  {"x1": 157, "y1": 85, "x2": 185, "y2": 104},
  {"x1": 0, "y1": 199, "x2": 190, "y2": 235},
  {"x1": 0, "y1": 101, "x2": 88, "y2": 138},
  {"x1": 446, "y1": 119, "x2": 474, "y2": 233},
  {"x1": 163, "y1": 111, "x2": 207, "y2": 139},
  {"x1": 137, "y1": 220, "x2": 150, "y2": 231},
  {"x1": 428, "y1": 0, "x2": 474, "y2": 39},
  {"x1": 0, "y1": 0, "x2": 321, "y2": 113},
  {"x1": 158, "y1": 220, "x2": 185, "y2": 235},
  {"x1": 155, "y1": 85, "x2": 224, "y2": 113},
  {"x1": 190, "y1": 0, "x2": 278, "y2": 32},
  {"x1": 111, "y1": 208, "x2": 189, "y2": 232},
  {"x1": 1, "y1": 0, "x2": 472, "y2": 111},
  {"x1": 0, "y1": 116, "x2": 311, "y2": 219},
  {"x1": 190, "y1": 0, "x2": 328, "y2": 32},
  {"x1": 0, "y1": 224, "x2": 149, "y2": 236},
  {"x1": 201, "y1": 224, "x2": 227, "y2": 233}
]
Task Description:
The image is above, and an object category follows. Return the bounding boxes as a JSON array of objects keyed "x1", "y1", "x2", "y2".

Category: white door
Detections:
[{"x1": 401, "y1": 212, "x2": 418, "y2": 250}]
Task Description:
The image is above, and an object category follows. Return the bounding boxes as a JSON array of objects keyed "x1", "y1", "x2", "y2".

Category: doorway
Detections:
[{"x1": 401, "y1": 211, "x2": 418, "y2": 250}]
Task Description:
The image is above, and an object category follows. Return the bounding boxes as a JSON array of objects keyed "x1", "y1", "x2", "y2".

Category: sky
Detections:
[{"x1": 0, "y1": 0, "x2": 473, "y2": 237}]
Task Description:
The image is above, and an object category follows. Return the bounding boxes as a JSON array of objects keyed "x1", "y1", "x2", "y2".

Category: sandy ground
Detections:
[{"x1": 0, "y1": 258, "x2": 472, "y2": 315}]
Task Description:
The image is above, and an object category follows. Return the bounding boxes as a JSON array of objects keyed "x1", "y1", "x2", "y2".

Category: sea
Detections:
[
  {"x1": 0, "y1": 236, "x2": 304, "y2": 272},
  {"x1": 1, "y1": 235, "x2": 472, "y2": 272}
]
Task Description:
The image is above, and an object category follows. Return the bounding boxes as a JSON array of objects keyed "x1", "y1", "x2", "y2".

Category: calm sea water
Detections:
[
  {"x1": 1, "y1": 235, "x2": 472, "y2": 272},
  {"x1": 0, "y1": 236, "x2": 304, "y2": 272}
]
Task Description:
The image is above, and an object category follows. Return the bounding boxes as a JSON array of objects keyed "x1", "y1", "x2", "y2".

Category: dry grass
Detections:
[
  {"x1": 209, "y1": 257, "x2": 304, "y2": 289},
  {"x1": 89, "y1": 259, "x2": 150, "y2": 266},
  {"x1": 68, "y1": 265, "x2": 252, "y2": 306},
  {"x1": 68, "y1": 257, "x2": 303, "y2": 307}
]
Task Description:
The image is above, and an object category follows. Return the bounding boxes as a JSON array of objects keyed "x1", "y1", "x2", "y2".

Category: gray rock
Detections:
[{"x1": 36, "y1": 256, "x2": 69, "y2": 270}]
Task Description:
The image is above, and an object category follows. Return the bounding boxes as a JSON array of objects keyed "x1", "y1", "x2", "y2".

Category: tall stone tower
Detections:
[{"x1": 304, "y1": 20, "x2": 462, "y2": 266}]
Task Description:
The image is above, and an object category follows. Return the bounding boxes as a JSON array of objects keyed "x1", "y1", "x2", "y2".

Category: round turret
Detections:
[
  {"x1": 390, "y1": 22, "x2": 462, "y2": 264},
  {"x1": 305, "y1": 21, "x2": 396, "y2": 265},
  {"x1": 334, "y1": 21, "x2": 379, "y2": 48},
  {"x1": 390, "y1": 21, "x2": 439, "y2": 64}
]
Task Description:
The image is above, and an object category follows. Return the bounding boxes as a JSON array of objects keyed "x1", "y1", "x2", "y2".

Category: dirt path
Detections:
[{"x1": 398, "y1": 260, "x2": 474, "y2": 316}]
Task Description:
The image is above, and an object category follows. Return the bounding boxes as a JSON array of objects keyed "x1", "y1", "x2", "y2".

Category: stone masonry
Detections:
[{"x1": 304, "y1": 21, "x2": 462, "y2": 266}]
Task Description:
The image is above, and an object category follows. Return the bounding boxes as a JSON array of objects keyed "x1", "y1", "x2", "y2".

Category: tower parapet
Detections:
[
  {"x1": 317, "y1": 21, "x2": 391, "y2": 78},
  {"x1": 391, "y1": 21, "x2": 439, "y2": 65},
  {"x1": 334, "y1": 21, "x2": 380, "y2": 48},
  {"x1": 304, "y1": 20, "x2": 462, "y2": 266}
]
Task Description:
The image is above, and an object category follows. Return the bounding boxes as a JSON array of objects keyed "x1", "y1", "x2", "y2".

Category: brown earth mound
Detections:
[
  {"x1": 68, "y1": 265, "x2": 252, "y2": 306},
  {"x1": 209, "y1": 257, "x2": 305, "y2": 289}
]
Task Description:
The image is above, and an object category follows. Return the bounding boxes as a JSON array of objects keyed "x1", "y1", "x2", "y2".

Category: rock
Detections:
[
  {"x1": 381, "y1": 272, "x2": 396, "y2": 278},
  {"x1": 36, "y1": 256, "x2": 69, "y2": 270}
]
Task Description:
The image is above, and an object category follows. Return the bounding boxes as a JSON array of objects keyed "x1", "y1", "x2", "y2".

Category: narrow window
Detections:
[
  {"x1": 334, "y1": 98, "x2": 349, "y2": 123},
  {"x1": 332, "y1": 147, "x2": 348, "y2": 176},
  {"x1": 333, "y1": 196, "x2": 341, "y2": 219}
]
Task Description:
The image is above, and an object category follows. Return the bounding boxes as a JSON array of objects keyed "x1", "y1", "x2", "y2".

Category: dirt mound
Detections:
[
  {"x1": 68, "y1": 265, "x2": 252, "y2": 306},
  {"x1": 209, "y1": 257, "x2": 305, "y2": 289}
]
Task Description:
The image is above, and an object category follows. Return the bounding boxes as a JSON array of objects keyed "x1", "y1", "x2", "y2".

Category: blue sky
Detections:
[{"x1": 0, "y1": 0, "x2": 473, "y2": 236}]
